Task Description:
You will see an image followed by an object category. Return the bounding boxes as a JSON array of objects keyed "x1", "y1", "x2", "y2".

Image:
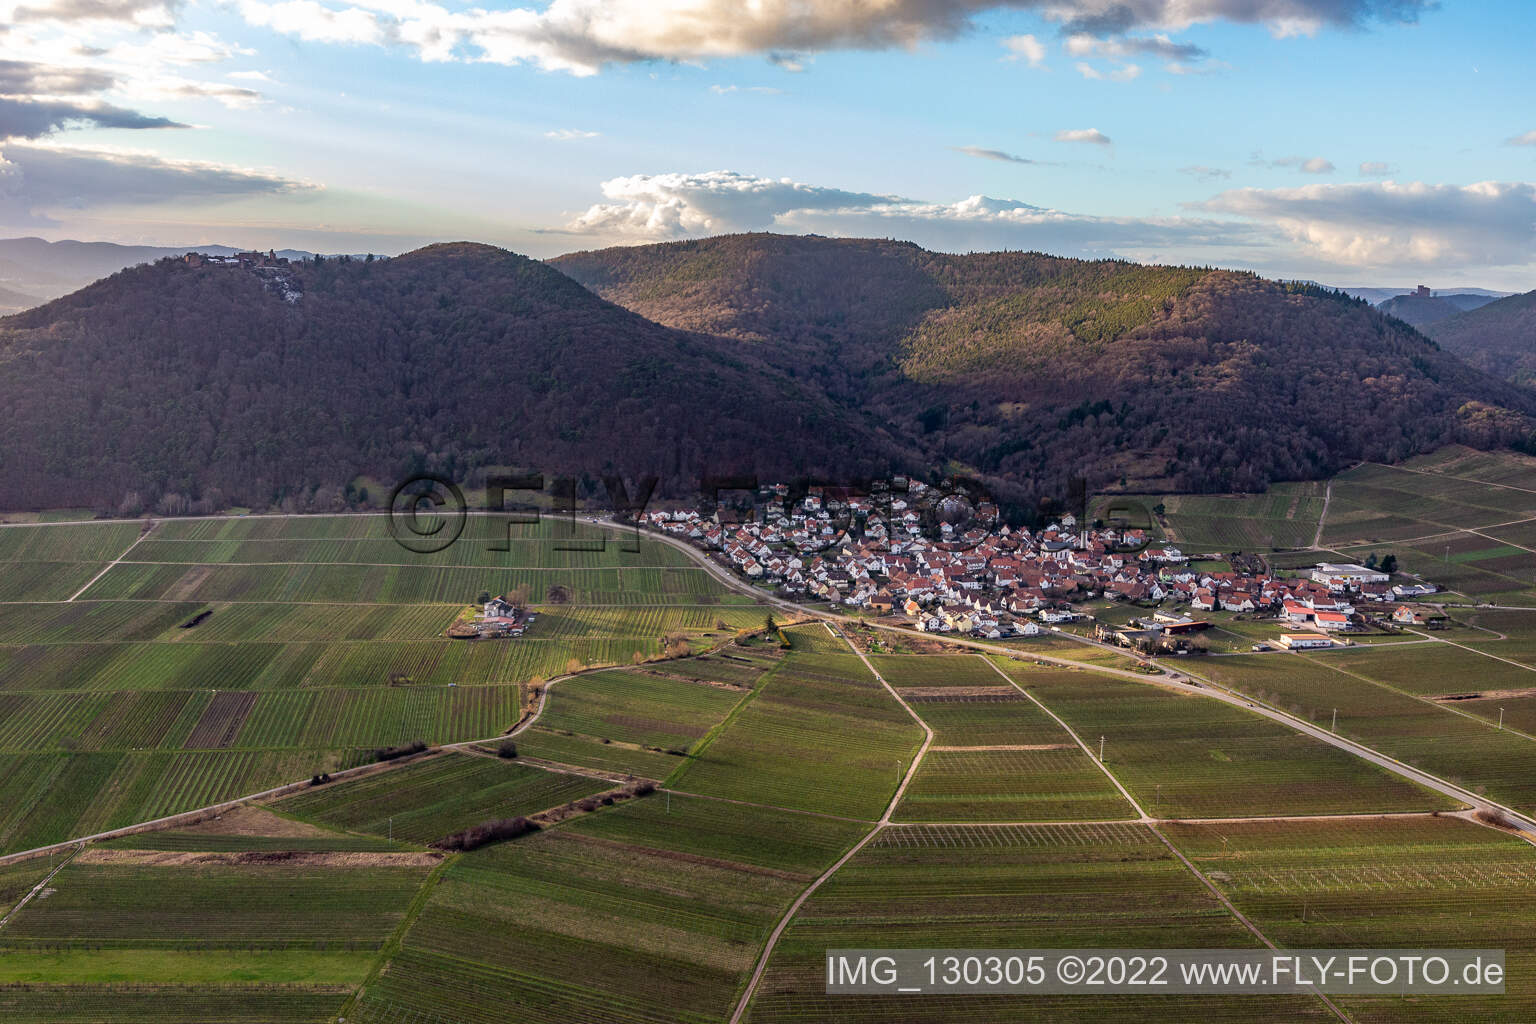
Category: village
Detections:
[{"x1": 637, "y1": 480, "x2": 1446, "y2": 655}]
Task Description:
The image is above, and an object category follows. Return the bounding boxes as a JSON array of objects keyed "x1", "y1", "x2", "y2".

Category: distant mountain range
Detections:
[
  {"x1": 1335, "y1": 285, "x2": 1514, "y2": 305},
  {"x1": 1, "y1": 234, "x2": 1531, "y2": 514},
  {"x1": 1419, "y1": 289, "x2": 1536, "y2": 389},
  {"x1": 0, "y1": 237, "x2": 359, "y2": 312},
  {"x1": 1377, "y1": 291, "x2": 1503, "y2": 328}
]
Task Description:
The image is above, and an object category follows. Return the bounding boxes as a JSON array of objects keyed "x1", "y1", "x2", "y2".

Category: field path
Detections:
[
  {"x1": 977, "y1": 656, "x2": 1354, "y2": 1020},
  {"x1": 67, "y1": 519, "x2": 155, "y2": 601},
  {"x1": 978, "y1": 654, "x2": 1150, "y2": 821},
  {"x1": 727, "y1": 624, "x2": 934, "y2": 1024},
  {"x1": 0, "y1": 846, "x2": 79, "y2": 931},
  {"x1": 1311, "y1": 479, "x2": 1332, "y2": 548}
]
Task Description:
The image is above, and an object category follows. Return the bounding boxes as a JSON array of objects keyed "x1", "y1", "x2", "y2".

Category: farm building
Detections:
[{"x1": 1277, "y1": 633, "x2": 1334, "y2": 650}]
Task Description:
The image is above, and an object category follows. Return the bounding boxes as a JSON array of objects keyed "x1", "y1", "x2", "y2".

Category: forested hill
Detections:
[
  {"x1": 1422, "y1": 289, "x2": 1536, "y2": 389},
  {"x1": 2, "y1": 236, "x2": 1533, "y2": 516},
  {"x1": 0, "y1": 243, "x2": 902, "y2": 512},
  {"x1": 553, "y1": 234, "x2": 1536, "y2": 495}
]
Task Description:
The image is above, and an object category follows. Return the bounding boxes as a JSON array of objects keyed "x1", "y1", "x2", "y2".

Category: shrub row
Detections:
[
  {"x1": 434, "y1": 815, "x2": 538, "y2": 851},
  {"x1": 375, "y1": 739, "x2": 428, "y2": 762}
]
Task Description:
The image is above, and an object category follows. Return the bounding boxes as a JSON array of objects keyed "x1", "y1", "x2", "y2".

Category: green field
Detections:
[
  {"x1": 1164, "y1": 815, "x2": 1536, "y2": 1023},
  {"x1": 1113, "y1": 483, "x2": 1327, "y2": 551},
  {"x1": 277, "y1": 752, "x2": 611, "y2": 844},
  {"x1": 868, "y1": 653, "x2": 1013, "y2": 687},
  {"x1": 0, "y1": 846, "x2": 434, "y2": 1021},
  {"x1": 994, "y1": 660, "x2": 1457, "y2": 817},
  {"x1": 745, "y1": 822, "x2": 1333, "y2": 1023},
  {"x1": 8, "y1": 492, "x2": 1536, "y2": 1023},
  {"x1": 671, "y1": 649, "x2": 925, "y2": 819},
  {"x1": 0, "y1": 515, "x2": 762, "y2": 857},
  {"x1": 894, "y1": 747, "x2": 1133, "y2": 822},
  {"x1": 349, "y1": 793, "x2": 867, "y2": 1024},
  {"x1": 1199, "y1": 652, "x2": 1536, "y2": 813},
  {"x1": 530, "y1": 667, "x2": 749, "y2": 750}
]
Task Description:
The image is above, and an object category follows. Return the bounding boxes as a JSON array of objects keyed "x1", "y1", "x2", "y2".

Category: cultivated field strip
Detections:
[
  {"x1": 742, "y1": 820, "x2": 1333, "y2": 1023},
  {"x1": 1200, "y1": 653, "x2": 1536, "y2": 814},
  {"x1": 0, "y1": 521, "x2": 142, "y2": 562},
  {"x1": 0, "y1": 848, "x2": 434, "y2": 1021},
  {"x1": 1163, "y1": 815, "x2": 1536, "y2": 1023},
  {"x1": 876, "y1": 821, "x2": 1151, "y2": 847},
  {"x1": 350, "y1": 795, "x2": 868, "y2": 1024},
  {"x1": 671, "y1": 649, "x2": 925, "y2": 820},
  {"x1": 0, "y1": 749, "x2": 378, "y2": 854},
  {"x1": 278, "y1": 752, "x2": 611, "y2": 844},
  {"x1": 893, "y1": 747, "x2": 1135, "y2": 823},
  {"x1": 80, "y1": 561, "x2": 727, "y2": 605},
  {"x1": 994, "y1": 659, "x2": 1458, "y2": 818}
]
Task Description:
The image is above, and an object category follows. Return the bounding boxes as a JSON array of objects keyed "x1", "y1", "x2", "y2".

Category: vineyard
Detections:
[
  {"x1": 351, "y1": 795, "x2": 865, "y2": 1024},
  {"x1": 745, "y1": 822, "x2": 1332, "y2": 1024},
  {"x1": 0, "y1": 850, "x2": 433, "y2": 1022},
  {"x1": 1164, "y1": 815, "x2": 1536, "y2": 1023},
  {"x1": 671, "y1": 648, "x2": 924, "y2": 819},
  {"x1": 278, "y1": 752, "x2": 610, "y2": 844},
  {"x1": 4, "y1": 505, "x2": 1536, "y2": 1023},
  {"x1": 0, "y1": 513, "x2": 770, "y2": 859},
  {"x1": 995, "y1": 661, "x2": 1457, "y2": 818},
  {"x1": 894, "y1": 747, "x2": 1133, "y2": 822},
  {"x1": 1199, "y1": 653, "x2": 1536, "y2": 814},
  {"x1": 81, "y1": 561, "x2": 728, "y2": 605}
]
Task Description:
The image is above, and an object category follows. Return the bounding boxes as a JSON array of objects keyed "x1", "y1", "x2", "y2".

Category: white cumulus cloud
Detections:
[
  {"x1": 1199, "y1": 180, "x2": 1536, "y2": 268},
  {"x1": 1055, "y1": 127, "x2": 1112, "y2": 145}
]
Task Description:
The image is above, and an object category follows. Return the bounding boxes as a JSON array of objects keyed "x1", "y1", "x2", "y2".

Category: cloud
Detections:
[
  {"x1": 1064, "y1": 32, "x2": 1205, "y2": 61},
  {"x1": 1001, "y1": 33, "x2": 1047, "y2": 68},
  {"x1": 1074, "y1": 61, "x2": 1141, "y2": 81},
  {"x1": 556, "y1": 169, "x2": 1276, "y2": 271},
  {"x1": 709, "y1": 84, "x2": 782, "y2": 94},
  {"x1": 1180, "y1": 165, "x2": 1232, "y2": 181},
  {"x1": 237, "y1": 0, "x2": 386, "y2": 45},
  {"x1": 1358, "y1": 160, "x2": 1396, "y2": 176},
  {"x1": 1259, "y1": 154, "x2": 1336, "y2": 174},
  {"x1": 1199, "y1": 180, "x2": 1536, "y2": 268},
  {"x1": 0, "y1": 97, "x2": 186, "y2": 139},
  {"x1": 544, "y1": 127, "x2": 598, "y2": 139},
  {"x1": 0, "y1": 59, "x2": 115, "y2": 95},
  {"x1": 564, "y1": 170, "x2": 898, "y2": 237},
  {"x1": 1508, "y1": 130, "x2": 1536, "y2": 147},
  {"x1": 954, "y1": 145, "x2": 1039, "y2": 165},
  {"x1": 226, "y1": 0, "x2": 1434, "y2": 75},
  {"x1": 1055, "y1": 128, "x2": 1112, "y2": 145},
  {"x1": 0, "y1": 142, "x2": 312, "y2": 222},
  {"x1": 11, "y1": 0, "x2": 177, "y2": 27}
]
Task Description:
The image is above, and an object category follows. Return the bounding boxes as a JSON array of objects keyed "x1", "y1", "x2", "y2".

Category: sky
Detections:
[{"x1": 3, "y1": 0, "x2": 1535, "y2": 289}]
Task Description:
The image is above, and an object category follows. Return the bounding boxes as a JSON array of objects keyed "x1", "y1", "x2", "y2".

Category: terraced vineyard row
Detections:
[
  {"x1": 279, "y1": 752, "x2": 610, "y2": 844},
  {"x1": 0, "y1": 748, "x2": 369, "y2": 854},
  {"x1": 82, "y1": 561, "x2": 729, "y2": 605}
]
